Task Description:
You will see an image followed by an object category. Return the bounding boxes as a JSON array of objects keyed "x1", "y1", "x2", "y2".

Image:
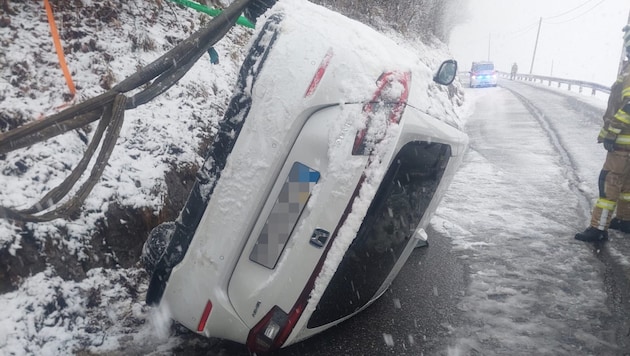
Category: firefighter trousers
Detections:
[{"x1": 591, "y1": 150, "x2": 630, "y2": 230}]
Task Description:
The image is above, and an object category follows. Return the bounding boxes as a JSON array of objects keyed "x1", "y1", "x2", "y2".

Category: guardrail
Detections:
[{"x1": 497, "y1": 71, "x2": 611, "y2": 95}]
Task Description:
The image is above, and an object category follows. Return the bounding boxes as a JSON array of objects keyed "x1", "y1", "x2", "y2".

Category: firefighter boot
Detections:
[
  {"x1": 575, "y1": 227, "x2": 608, "y2": 242},
  {"x1": 608, "y1": 218, "x2": 630, "y2": 233}
]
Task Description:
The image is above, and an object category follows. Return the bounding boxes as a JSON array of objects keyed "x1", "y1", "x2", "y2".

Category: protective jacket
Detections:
[
  {"x1": 591, "y1": 61, "x2": 630, "y2": 229},
  {"x1": 598, "y1": 62, "x2": 630, "y2": 149}
]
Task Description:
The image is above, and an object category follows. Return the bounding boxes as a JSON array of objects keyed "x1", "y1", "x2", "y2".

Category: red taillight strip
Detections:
[
  {"x1": 368, "y1": 70, "x2": 411, "y2": 123},
  {"x1": 197, "y1": 300, "x2": 213, "y2": 332},
  {"x1": 304, "y1": 48, "x2": 334, "y2": 98},
  {"x1": 352, "y1": 71, "x2": 411, "y2": 155}
]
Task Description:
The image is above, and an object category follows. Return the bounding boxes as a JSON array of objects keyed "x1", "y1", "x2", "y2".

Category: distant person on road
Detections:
[
  {"x1": 510, "y1": 63, "x2": 518, "y2": 80},
  {"x1": 575, "y1": 24, "x2": 630, "y2": 242}
]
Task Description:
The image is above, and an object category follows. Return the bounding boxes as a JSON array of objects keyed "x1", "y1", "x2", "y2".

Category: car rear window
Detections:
[{"x1": 472, "y1": 63, "x2": 494, "y2": 71}]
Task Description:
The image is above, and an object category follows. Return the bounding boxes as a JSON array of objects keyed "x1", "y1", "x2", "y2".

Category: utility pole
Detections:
[
  {"x1": 488, "y1": 33, "x2": 491, "y2": 61},
  {"x1": 529, "y1": 17, "x2": 542, "y2": 75}
]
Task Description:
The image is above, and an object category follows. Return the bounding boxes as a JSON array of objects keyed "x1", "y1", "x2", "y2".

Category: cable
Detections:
[
  {"x1": 545, "y1": 0, "x2": 607, "y2": 25},
  {"x1": 488, "y1": 0, "x2": 606, "y2": 50},
  {"x1": 0, "y1": 0, "x2": 255, "y2": 222},
  {"x1": 506, "y1": 21, "x2": 539, "y2": 39},
  {"x1": 545, "y1": 0, "x2": 599, "y2": 20}
]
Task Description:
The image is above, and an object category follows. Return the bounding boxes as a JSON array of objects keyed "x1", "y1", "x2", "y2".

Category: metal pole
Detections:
[
  {"x1": 488, "y1": 33, "x2": 491, "y2": 61},
  {"x1": 529, "y1": 17, "x2": 542, "y2": 75}
]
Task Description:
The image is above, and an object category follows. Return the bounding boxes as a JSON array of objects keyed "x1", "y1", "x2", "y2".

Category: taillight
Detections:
[
  {"x1": 246, "y1": 305, "x2": 292, "y2": 354},
  {"x1": 304, "y1": 48, "x2": 334, "y2": 98},
  {"x1": 352, "y1": 71, "x2": 411, "y2": 155},
  {"x1": 197, "y1": 300, "x2": 213, "y2": 332}
]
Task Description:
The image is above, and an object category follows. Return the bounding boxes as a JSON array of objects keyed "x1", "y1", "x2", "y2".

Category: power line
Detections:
[
  {"x1": 544, "y1": 0, "x2": 600, "y2": 20},
  {"x1": 508, "y1": 21, "x2": 539, "y2": 39},
  {"x1": 495, "y1": 0, "x2": 605, "y2": 41},
  {"x1": 486, "y1": 0, "x2": 604, "y2": 43},
  {"x1": 545, "y1": 0, "x2": 607, "y2": 25}
]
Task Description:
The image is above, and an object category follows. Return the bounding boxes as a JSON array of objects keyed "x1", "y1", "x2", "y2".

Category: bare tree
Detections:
[{"x1": 311, "y1": 0, "x2": 467, "y2": 42}]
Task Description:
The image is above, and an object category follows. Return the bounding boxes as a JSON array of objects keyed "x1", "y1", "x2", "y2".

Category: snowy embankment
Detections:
[
  {"x1": 0, "y1": 0, "x2": 462, "y2": 354},
  {"x1": 1, "y1": 1, "x2": 247, "y2": 353}
]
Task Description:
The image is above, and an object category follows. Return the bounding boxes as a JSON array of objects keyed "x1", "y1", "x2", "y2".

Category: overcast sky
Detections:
[{"x1": 449, "y1": 0, "x2": 629, "y2": 86}]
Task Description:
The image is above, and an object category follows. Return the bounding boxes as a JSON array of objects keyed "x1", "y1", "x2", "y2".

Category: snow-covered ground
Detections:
[
  {"x1": 0, "y1": 1, "x2": 248, "y2": 251},
  {"x1": 2, "y1": 0, "x2": 627, "y2": 354},
  {"x1": 1, "y1": 1, "x2": 248, "y2": 354},
  {"x1": 435, "y1": 78, "x2": 630, "y2": 355}
]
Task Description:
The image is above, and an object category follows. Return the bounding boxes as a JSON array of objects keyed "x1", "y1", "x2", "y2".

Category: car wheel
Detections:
[{"x1": 142, "y1": 221, "x2": 176, "y2": 275}]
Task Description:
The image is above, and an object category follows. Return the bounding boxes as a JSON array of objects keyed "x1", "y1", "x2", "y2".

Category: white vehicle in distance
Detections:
[
  {"x1": 143, "y1": 1, "x2": 468, "y2": 354},
  {"x1": 469, "y1": 61, "x2": 498, "y2": 88}
]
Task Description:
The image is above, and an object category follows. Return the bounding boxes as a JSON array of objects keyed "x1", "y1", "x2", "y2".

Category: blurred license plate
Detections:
[{"x1": 249, "y1": 162, "x2": 320, "y2": 269}]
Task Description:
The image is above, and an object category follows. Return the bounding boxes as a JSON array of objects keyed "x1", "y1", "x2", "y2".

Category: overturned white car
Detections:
[{"x1": 143, "y1": 1, "x2": 468, "y2": 353}]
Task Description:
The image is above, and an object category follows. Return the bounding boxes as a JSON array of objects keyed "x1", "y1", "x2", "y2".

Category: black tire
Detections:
[
  {"x1": 142, "y1": 221, "x2": 176, "y2": 275},
  {"x1": 244, "y1": 0, "x2": 276, "y2": 22}
]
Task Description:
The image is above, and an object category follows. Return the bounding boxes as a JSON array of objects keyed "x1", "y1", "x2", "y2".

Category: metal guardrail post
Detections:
[{"x1": 497, "y1": 71, "x2": 611, "y2": 95}]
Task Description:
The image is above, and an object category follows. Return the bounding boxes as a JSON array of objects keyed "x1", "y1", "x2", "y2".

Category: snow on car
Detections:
[{"x1": 142, "y1": 0, "x2": 468, "y2": 353}]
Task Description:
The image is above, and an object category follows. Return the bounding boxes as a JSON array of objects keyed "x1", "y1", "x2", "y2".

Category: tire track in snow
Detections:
[
  {"x1": 435, "y1": 83, "x2": 624, "y2": 355},
  {"x1": 500, "y1": 83, "x2": 594, "y2": 222},
  {"x1": 500, "y1": 80, "x2": 630, "y2": 351}
]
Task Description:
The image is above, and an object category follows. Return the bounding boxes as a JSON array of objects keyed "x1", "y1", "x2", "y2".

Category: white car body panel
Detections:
[{"x1": 151, "y1": 0, "x2": 469, "y2": 352}]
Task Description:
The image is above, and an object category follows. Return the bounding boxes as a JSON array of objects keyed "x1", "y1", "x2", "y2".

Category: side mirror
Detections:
[{"x1": 433, "y1": 59, "x2": 458, "y2": 86}]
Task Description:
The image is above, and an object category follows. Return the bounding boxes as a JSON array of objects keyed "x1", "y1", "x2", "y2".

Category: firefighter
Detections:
[{"x1": 575, "y1": 24, "x2": 630, "y2": 242}]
